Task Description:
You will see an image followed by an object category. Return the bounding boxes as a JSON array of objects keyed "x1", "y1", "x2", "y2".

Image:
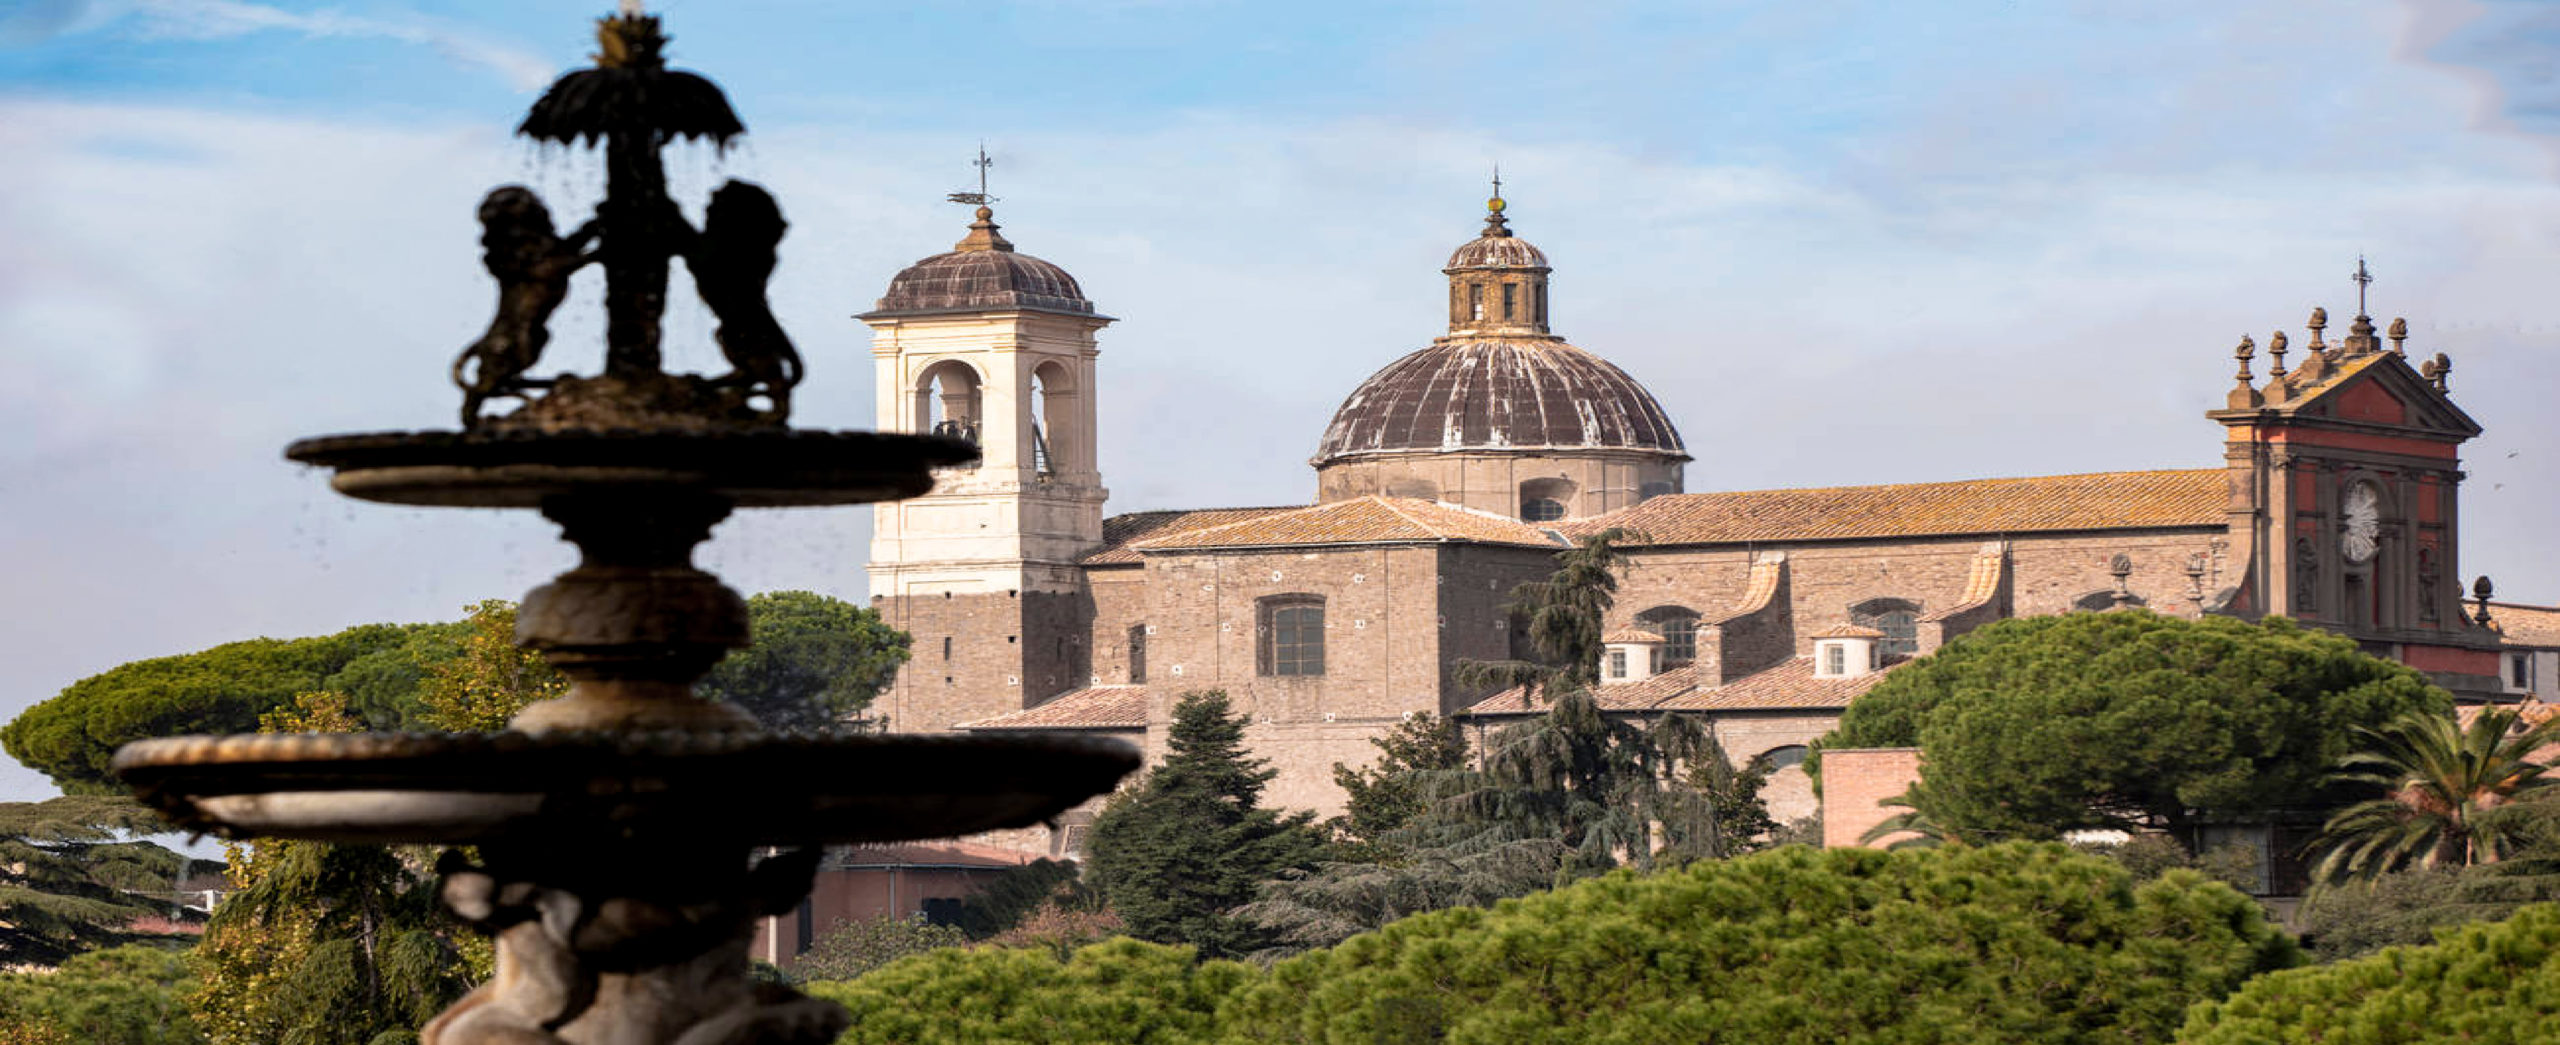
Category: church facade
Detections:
[{"x1": 859, "y1": 193, "x2": 2514, "y2": 851}]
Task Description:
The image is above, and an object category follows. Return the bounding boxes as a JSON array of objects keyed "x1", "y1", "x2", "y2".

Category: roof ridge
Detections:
[
  {"x1": 1129, "y1": 500, "x2": 1345, "y2": 548},
  {"x1": 1372, "y1": 496, "x2": 1450, "y2": 537},
  {"x1": 1634, "y1": 467, "x2": 2221, "y2": 505}
]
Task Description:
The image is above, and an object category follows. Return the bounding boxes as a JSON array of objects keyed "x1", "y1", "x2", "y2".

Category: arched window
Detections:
[
  {"x1": 1758, "y1": 745, "x2": 1810, "y2": 772},
  {"x1": 916, "y1": 359, "x2": 983, "y2": 449},
  {"x1": 1636, "y1": 605, "x2": 1700, "y2": 666},
  {"x1": 1259, "y1": 595, "x2": 1325, "y2": 677},
  {"x1": 1519, "y1": 477, "x2": 1576, "y2": 522},
  {"x1": 1850, "y1": 598, "x2": 1921, "y2": 658},
  {"x1": 1031, "y1": 360, "x2": 1074, "y2": 479}
]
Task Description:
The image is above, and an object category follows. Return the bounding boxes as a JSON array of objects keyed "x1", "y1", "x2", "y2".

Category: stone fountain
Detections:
[{"x1": 110, "y1": 10, "x2": 1138, "y2": 1043}]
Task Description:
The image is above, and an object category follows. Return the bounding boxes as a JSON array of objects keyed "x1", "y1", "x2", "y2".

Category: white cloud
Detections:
[{"x1": 109, "y1": 0, "x2": 556, "y2": 90}]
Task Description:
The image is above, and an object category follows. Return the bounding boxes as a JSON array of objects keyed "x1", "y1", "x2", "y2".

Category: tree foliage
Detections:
[
  {"x1": 697, "y1": 591, "x2": 909, "y2": 731},
  {"x1": 1323, "y1": 713, "x2": 1469, "y2": 860},
  {"x1": 792, "y1": 914, "x2": 966, "y2": 983},
  {"x1": 815, "y1": 843, "x2": 2297, "y2": 1045},
  {"x1": 2295, "y1": 849, "x2": 2560, "y2": 962},
  {"x1": 1086, "y1": 691, "x2": 1325, "y2": 960},
  {"x1": 950, "y1": 858, "x2": 1088, "y2": 940},
  {"x1": 4, "y1": 592, "x2": 909, "y2": 793},
  {"x1": 808, "y1": 937, "x2": 1249, "y2": 1045},
  {"x1": 2181, "y1": 901, "x2": 2560, "y2": 1045},
  {"x1": 0, "y1": 943, "x2": 205, "y2": 1045},
  {"x1": 1818, "y1": 611, "x2": 2451, "y2": 838},
  {"x1": 2309, "y1": 704, "x2": 2560, "y2": 883},
  {"x1": 413, "y1": 600, "x2": 561, "y2": 732},
  {"x1": 2, "y1": 623, "x2": 460, "y2": 793},
  {"x1": 0, "y1": 796, "x2": 212, "y2": 966},
  {"x1": 188, "y1": 693, "x2": 475, "y2": 1045}
]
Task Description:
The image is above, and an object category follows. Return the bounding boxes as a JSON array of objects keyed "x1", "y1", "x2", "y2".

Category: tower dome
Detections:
[
  {"x1": 1311, "y1": 194, "x2": 1687, "y2": 521},
  {"x1": 864, "y1": 206, "x2": 1093, "y2": 317}
]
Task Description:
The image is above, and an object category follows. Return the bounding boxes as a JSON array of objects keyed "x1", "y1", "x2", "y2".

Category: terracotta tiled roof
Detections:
[
  {"x1": 1654, "y1": 658, "x2": 1899, "y2": 712},
  {"x1": 1813, "y1": 623, "x2": 1887, "y2": 639},
  {"x1": 1604, "y1": 628, "x2": 1665, "y2": 644},
  {"x1": 1084, "y1": 506, "x2": 1306, "y2": 565},
  {"x1": 1130, "y1": 497, "x2": 1566, "y2": 552},
  {"x1": 955, "y1": 685, "x2": 1146, "y2": 731},
  {"x1": 1464, "y1": 658, "x2": 1899, "y2": 716},
  {"x1": 1563, "y1": 469, "x2": 2226, "y2": 546},
  {"x1": 829, "y1": 841, "x2": 1040, "y2": 870},
  {"x1": 1466, "y1": 665, "x2": 1709, "y2": 715},
  {"x1": 2490, "y1": 603, "x2": 2560, "y2": 648}
]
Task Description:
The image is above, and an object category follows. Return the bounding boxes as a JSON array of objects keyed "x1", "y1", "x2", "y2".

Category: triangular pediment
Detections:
[{"x1": 2268, "y1": 352, "x2": 2482, "y2": 440}]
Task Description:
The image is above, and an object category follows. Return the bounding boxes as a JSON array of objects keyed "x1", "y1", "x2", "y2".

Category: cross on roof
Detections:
[
  {"x1": 946, "y1": 143, "x2": 999, "y2": 207},
  {"x1": 2353, "y1": 255, "x2": 2374, "y2": 316}
]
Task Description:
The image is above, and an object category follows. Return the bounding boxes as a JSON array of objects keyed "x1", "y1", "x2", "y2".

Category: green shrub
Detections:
[
  {"x1": 815, "y1": 842, "x2": 2295, "y2": 1045},
  {"x1": 2181, "y1": 902, "x2": 2560, "y2": 1044}
]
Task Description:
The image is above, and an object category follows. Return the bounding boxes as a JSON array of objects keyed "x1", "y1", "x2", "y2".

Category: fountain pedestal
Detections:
[{"x1": 111, "y1": 12, "x2": 1139, "y2": 1043}]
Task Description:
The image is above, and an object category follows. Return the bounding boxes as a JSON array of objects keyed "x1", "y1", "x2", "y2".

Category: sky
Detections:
[{"x1": 2, "y1": 0, "x2": 2558, "y2": 802}]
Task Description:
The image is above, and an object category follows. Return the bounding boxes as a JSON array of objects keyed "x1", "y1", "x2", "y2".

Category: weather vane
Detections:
[
  {"x1": 2353, "y1": 255, "x2": 2374, "y2": 316},
  {"x1": 946, "y1": 143, "x2": 998, "y2": 206}
]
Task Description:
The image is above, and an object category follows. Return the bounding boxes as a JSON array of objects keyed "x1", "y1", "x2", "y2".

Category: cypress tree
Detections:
[{"x1": 1085, "y1": 691, "x2": 1323, "y2": 959}]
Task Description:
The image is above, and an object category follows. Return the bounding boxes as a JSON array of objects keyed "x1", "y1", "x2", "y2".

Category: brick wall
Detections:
[{"x1": 1820, "y1": 747, "x2": 1924, "y2": 849}]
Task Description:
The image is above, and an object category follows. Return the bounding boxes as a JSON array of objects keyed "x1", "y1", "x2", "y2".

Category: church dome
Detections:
[
  {"x1": 1314, "y1": 338, "x2": 1686, "y2": 460},
  {"x1": 1317, "y1": 194, "x2": 1685, "y2": 464},
  {"x1": 865, "y1": 206, "x2": 1094, "y2": 317}
]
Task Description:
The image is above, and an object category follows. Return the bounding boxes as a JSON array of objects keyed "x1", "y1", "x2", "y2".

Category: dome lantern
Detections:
[{"x1": 1444, "y1": 191, "x2": 1553, "y2": 337}]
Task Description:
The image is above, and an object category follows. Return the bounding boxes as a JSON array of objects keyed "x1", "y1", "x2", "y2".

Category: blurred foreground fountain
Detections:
[{"x1": 111, "y1": 11, "x2": 1137, "y2": 1043}]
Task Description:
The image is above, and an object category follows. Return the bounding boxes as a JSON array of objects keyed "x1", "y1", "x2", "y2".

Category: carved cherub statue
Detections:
[
  {"x1": 453, "y1": 187, "x2": 597, "y2": 428},
  {"x1": 688, "y1": 180, "x2": 803, "y2": 420},
  {"x1": 422, "y1": 848, "x2": 845, "y2": 1045}
]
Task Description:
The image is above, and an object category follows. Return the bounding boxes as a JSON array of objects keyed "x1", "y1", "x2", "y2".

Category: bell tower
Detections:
[
  {"x1": 2210, "y1": 264, "x2": 2502, "y2": 698},
  {"x1": 861, "y1": 200, "x2": 1112, "y2": 732}
]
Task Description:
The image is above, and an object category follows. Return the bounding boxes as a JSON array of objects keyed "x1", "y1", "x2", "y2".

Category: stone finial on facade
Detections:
[
  {"x1": 2422, "y1": 351, "x2": 2452, "y2": 392},
  {"x1": 2346, "y1": 312, "x2": 2379, "y2": 356},
  {"x1": 2264, "y1": 329, "x2": 2288, "y2": 381},
  {"x1": 2388, "y1": 317, "x2": 2408, "y2": 355},
  {"x1": 2228, "y1": 335, "x2": 2261, "y2": 409},
  {"x1": 2108, "y1": 553, "x2": 2136, "y2": 609},
  {"x1": 2306, "y1": 307, "x2": 2327, "y2": 351},
  {"x1": 2474, "y1": 575, "x2": 2496, "y2": 625}
]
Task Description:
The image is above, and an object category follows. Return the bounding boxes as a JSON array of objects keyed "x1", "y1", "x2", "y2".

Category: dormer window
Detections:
[
  {"x1": 1601, "y1": 627, "x2": 1665, "y2": 684},
  {"x1": 1812, "y1": 623, "x2": 1885, "y2": 678}
]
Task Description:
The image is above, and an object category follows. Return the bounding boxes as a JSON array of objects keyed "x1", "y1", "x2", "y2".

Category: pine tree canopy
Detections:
[
  {"x1": 0, "y1": 797, "x2": 210, "y2": 967},
  {"x1": 1818, "y1": 611, "x2": 2452, "y2": 838},
  {"x1": 819, "y1": 843, "x2": 2299, "y2": 1045}
]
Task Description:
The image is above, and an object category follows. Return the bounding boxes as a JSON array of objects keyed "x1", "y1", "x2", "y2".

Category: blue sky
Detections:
[{"x1": 3, "y1": 0, "x2": 2559, "y2": 802}]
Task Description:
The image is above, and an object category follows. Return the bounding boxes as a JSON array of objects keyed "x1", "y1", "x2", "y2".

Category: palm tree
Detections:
[{"x1": 2310, "y1": 705, "x2": 2560, "y2": 884}]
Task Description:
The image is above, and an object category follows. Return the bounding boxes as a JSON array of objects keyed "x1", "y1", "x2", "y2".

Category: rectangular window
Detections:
[
  {"x1": 1264, "y1": 599, "x2": 1325, "y2": 676},
  {"x1": 2513, "y1": 653, "x2": 2534, "y2": 691},
  {"x1": 1469, "y1": 285, "x2": 1483, "y2": 320},
  {"x1": 1607, "y1": 650, "x2": 1627, "y2": 678},
  {"x1": 1128, "y1": 625, "x2": 1148, "y2": 684},
  {"x1": 1501, "y1": 282, "x2": 1517, "y2": 318},
  {"x1": 1824, "y1": 644, "x2": 1845, "y2": 675}
]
